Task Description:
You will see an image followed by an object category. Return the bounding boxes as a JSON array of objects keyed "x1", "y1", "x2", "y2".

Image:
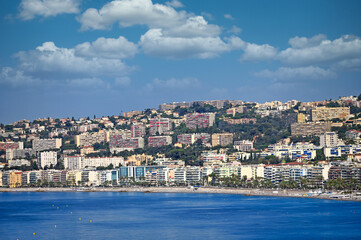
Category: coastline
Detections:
[{"x1": 1, "y1": 187, "x2": 361, "y2": 202}]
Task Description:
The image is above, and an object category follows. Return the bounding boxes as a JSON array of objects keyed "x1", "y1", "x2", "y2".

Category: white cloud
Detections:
[
  {"x1": 78, "y1": 0, "x2": 219, "y2": 38},
  {"x1": 165, "y1": 0, "x2": 184, "y2": 8},
  {"x1": 2, "y1": 41, "x2": 134, "y2": 87},
  {"x1": 19, "y1": 0, "x2": 80, "y2": 20},
  {"x1": 139, "y1": 29, "x2": 243, "y2": 59},
  {"x1": 240, "y1": 42, "x2": 278, "y2": 62},
  {"x1": 163, "y1": 16, "x2": 221, "y2": 38},
  {"x1": 279, "y1": 35, "x2": 361, "y2": 67},
  {"x1": 75, "y1": 36, "x2": 138, "y2": 59},
  {"x1": 255, "y1": 66, "x2": 337, "y2": 81},
  {"x1": 227, "y1": 25, "x2": 242, "y2": 34},
  {"x1": 15, "y1": 42, "x2": 132, "y2": 79},
  {"x1": 78, "y1": 0, "x2": 187, "y2": 31},
  {"x1": 224, "y1": 14, "x2": 234, "y2": 20},
  {"x1": 0, "y1": 67, "x2": 39, "y2": 86},
  {"x1": 145, "y1": 77, "x2": 200, "y2": 91},
  {"x1": 239, "y1": 34, "x2": 361, "y2": 73},
  {"x1": 288, "y1": 34, "x2": 327, "y2": 49}
]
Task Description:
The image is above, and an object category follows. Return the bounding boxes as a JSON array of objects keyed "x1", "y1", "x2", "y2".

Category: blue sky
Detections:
[{"x1": 0, "y1": 0, "x2": 361, "y2": 123}]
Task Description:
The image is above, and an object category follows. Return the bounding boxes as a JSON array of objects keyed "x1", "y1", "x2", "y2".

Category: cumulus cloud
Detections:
[
  {"x1": 78, "y1": 0, "x2": 219, "y2": 38},
  {"x1": 145, "y1": 77, "x2": 200, "y2": 91},
  {"x1": 139, "y1": 29, "x2": 244, "y2": 59},
  {"x1": 279, "y1": 35, "x2": 361, "y2": 68},
  {"x1": 255, "y1": 66, "x2": 337, "y2": 81},
  {"x1": 78, "y1": 0, "x2": 187, "y2": 31},
  {"x1": 163, "y1": 16, "x2": 221, "y2": 38},
  {"x1": 240, "y1": 42, "x2": 278, "y2": 62},
  {"x1": 0, "y1": 67, "x2": 39, "y2": 86},
  {"x1": 1, "y1": 41, "x2": 135, "y2": 87},
  {"x1": 288, "y1": 34, "x2": 327, "y2": 49},
  {"x1": 19, "y1": 0, "x2": 80, "y2": 20},
  {"x1": 75, "y1": 36, "x2": 138, "y2": 59},
  {"x1": 15, "y1": 42, "x2": 131, "y2": 79},
  {"x1": 224, "y1": 14, "x2": 234, "y2": 20},
  {"x1": 239, "y1": 34, "x2": 361, "y2": 68},
  {"x1": 165, "y1": 0, "x2": 184, "y2": 8}
]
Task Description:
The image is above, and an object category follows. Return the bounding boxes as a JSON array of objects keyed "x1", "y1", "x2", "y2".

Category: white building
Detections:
[
  {"x1": 38, "y1": 151, "x2": 58, "y2": 169},
  {"x1": 234, "y1": 140, "x2": 253, "y2": 151},
  {"x1": 33, "y1": 138, "x2": 62, "y2": 151},
  {"x1": 320, "y1": 132, "x2": 344, "y2": 148}
]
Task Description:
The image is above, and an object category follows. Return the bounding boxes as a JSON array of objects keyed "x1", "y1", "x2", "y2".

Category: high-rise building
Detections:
[
  {"x1": 33, "y1": 138, "x2": 62, "y2": 151},
  {"x1": 74, "y1": 131, "x2": 106, "y2": 147},
  {"x1": 177, "y1": 133, "x2": 211, "y2": 145},
  {"x1": 291, "y1": 122, "x2": 331, "y2": 136},
  {"x1": 148, "y1": 136, "x2": 172, "y2": 148},
  {"x1": 185, "y1": 113, "x2": 215, "y2": 129},
  {"x1": 149, "y1": 118, "x2": 172, "y2": 135},
  {"x1": 109, "y1": 136, "x2": 144, "y2": 152},
  {"x1": 311, "y1": 107, "x2": 350, "y2": 121},
  {"x1": 38, "y1": 151, "x2": 58, "y2": 169},
  {"x1": 131, "y1": 123, "x2": 146, "y2": 137},
  {"x1": 319, "y1": 132, "x2": 343, "y2": 148},
  {"x1": 0, "y1": 142, "x2": 24, "y2": 151},
  {"x1": 211, "y1": 133, "x2": 233, "y2": 146}
]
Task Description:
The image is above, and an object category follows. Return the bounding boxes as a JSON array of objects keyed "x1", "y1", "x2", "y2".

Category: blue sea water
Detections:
[{"x1": 0, "y1": 192, "x2": 360, "y2": 240}]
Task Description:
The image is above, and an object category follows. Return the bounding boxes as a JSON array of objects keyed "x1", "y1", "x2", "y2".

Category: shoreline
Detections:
[{"x1": 1, "y1": 187, "x2": 361, "y2": 202}]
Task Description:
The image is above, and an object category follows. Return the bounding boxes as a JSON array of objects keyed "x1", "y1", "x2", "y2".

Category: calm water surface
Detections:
[{"x1": 0, "y1": 192, "x2": 360, "y2": 240}]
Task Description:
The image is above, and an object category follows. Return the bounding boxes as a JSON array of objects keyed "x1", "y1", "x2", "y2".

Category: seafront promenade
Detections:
[{"x1": 1, "y1": 187, "x2": 361, "y2": 202}]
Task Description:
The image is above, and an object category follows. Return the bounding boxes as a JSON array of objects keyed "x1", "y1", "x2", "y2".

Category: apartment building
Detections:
[
  {"x1": 123, "y1": 110, "x2": 143, "y2": 118},
  {"x1": 149, "y1": 118, "x2": 172, "y2": 135},
  {"x1": 6, "y1": 148, "x2": 36, "y2": 160},
  {"x1": 291, "y1": 122, "x2": 331, "y2": 136},
  {"x1": 131, "y1": 123, "x2": 146, "y2": 137},
  {"x1": 234, "y1": 140, "x2": 253, "y2": 151},
  {"x1": 64, "y1": 156, "x2": 124, "y2": 169},
  {"x1": 9, "y1": 171, "x2": 22, "y2": 188},
  {"x1": 0, "y1": 141, "x2": 24, "y2": 151},
  {"x1": 320, "y1": 132, "x2": 344, "y2": 148},
  {"x1": 33, "y1": 138, "x2": 62, "y2": 151},
  {"x1": 311, "y1": 107, "x2": 350, "y2": 121},
  {"x1": 38, "y1": 151, "x2": 58, "y2": 169},
  {"x1": 77, "y1": 124, "x2": 98, "y2": 132},
  {"x1": 226, "y1": 106, "x2": 247, "y2": 116},
  {"x1": 148, "y1": 136, "x2": 172, "y2": 148},
  {"x1": 110, "y1": 136, "x2": 144, "y2": 152},
  {"x1": 185, "y1": 113, "x2": 215, "y2": 129},
  {"x1": 159, "y1": 102, "x2": 191, "y2": 111},
  {"x1": 177, "y1": 133, "x2": 211, "y2": 145},
  {"x1": 223, "y1": 118, "x2": 256, "y2": 125},
  {"x1": 212, "y1": 133, "x2": 233, "y2": 147},
  {"x1": 75, "y1": 131, "x2": 106, "y2": 147}
]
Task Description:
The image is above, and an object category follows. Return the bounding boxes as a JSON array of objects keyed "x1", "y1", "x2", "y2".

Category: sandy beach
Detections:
[{"x1": 1, "y1": 187, "x2": 361, "y2": 202}]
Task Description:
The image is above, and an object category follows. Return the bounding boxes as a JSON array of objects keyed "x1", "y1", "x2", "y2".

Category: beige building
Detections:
[
  {"x1": 212, "y1": 133, "x2": 233, "y2": 147},
  {"x1": 297, "y1": 113, "x2": 306, "y2": 123},
  {"x1": 311, "y1": 107, "x2": 350, "y2": 121},
  {"x1": 291, "y1": 122, "x2": 331, "y2": 136},
  {"x1": 66, "y1": 171, "x2": 82, "y2": 186},
  {"x1": 127, "y1": 154, "x2": 153, "y2": 166},
  {"x1": 9, "y1": 171, "x2": 22, "y2": 188},
  {"x1": 75, "y1": 131, "x2": 107, "y2": 147}
]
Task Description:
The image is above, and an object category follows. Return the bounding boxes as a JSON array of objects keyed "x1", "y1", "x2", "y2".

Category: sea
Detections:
[{"x1": 0, "y1": 191, "x2": 360, "y2": 240}]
